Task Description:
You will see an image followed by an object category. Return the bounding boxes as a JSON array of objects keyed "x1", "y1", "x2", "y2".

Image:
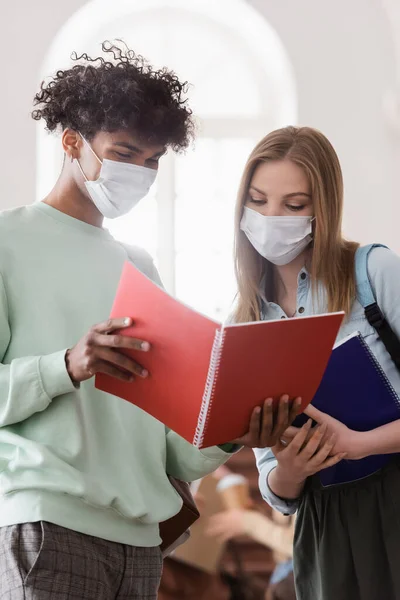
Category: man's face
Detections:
[
  {"x1": 66, "y1": 129, "x2": 166, "y2": 205},
  {"x1": 78, "y1": 130, "x2": 166, "y2": 182}
]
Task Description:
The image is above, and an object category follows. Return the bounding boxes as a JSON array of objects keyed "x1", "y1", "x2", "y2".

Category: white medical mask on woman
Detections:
[
  {"x1": 75, "y1": 135, "x2": 157, "y2": 219},
  {"x1": 240, "y1": 206, "x2": 313, "y2": 266}
]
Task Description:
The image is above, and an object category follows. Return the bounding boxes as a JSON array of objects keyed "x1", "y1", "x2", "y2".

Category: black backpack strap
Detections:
[{"x1": 355, "y1": 244, "x2": 400, "y2": 370}]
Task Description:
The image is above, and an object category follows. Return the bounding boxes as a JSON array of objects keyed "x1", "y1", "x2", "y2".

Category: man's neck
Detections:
[{"x1": 42, "y1": 170, "x2": 104, "y2": 228}]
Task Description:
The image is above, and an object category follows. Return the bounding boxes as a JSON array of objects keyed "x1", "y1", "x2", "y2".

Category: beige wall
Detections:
[
  {"x1": 1, "y1": 0, "x2": 399, "y2": 250},
  {"x1": 252, "y1": 0, "x2": 398, "y2": 249}
]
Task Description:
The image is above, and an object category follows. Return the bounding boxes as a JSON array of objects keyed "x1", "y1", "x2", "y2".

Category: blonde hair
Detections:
[{"x1": 233, "y1": 126, "x2": 358, "y2": 323}]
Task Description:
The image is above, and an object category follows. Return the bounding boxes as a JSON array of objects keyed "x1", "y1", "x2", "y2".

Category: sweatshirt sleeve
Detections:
[
  {"x1": 123, "y1": 244, "x2": 163, "y2": 288},
  {"x1": 0, "y1": 272, "x2": 76, "y2": 428},
  {"x1": 165, "y1": 428, "x2": 238, "y2": 482},
  {"x1": 254, "y1": 447, "x2": 299, "y2": 515}
]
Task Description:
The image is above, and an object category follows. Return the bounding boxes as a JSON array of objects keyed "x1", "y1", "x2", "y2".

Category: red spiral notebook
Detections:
[{"x1": 95, "y1": 262, "x2": 343, "y2": 448}]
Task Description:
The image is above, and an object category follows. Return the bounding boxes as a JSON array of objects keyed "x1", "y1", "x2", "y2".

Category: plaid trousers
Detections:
[{"x1": 0, "y1": 521, "x2": 162, "y2": 599}]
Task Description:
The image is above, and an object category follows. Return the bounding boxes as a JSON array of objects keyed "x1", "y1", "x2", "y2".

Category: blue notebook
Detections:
[{"x1": 294, "y1": 332, "x2": 400, "y2": 486}]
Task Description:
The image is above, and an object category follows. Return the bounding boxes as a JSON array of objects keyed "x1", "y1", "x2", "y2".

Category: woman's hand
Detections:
[
  {"x1": 231, "y1": 395, "x2": 302, "y2": 448},
  {"x1": 206, "y1": 509, "x2": 248, "y2": 542},
  {"x1": 283, "y1": 405, "x2": 368, "y2": 460},
  {"x1": 303, "y1": 405, "x2": 368, "y2": 460},
  {"x1": 271, "y1": 419, "x2": 346, "y2": 486}
]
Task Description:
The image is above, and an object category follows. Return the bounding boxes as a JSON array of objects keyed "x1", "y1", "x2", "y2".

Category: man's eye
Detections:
[{"x1": 114, "y1": 151, "x2": 132, "y2": 159}]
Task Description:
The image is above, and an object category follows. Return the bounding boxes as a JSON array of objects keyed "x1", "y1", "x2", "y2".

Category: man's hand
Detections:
[
  {"x1": 232, "y1": 395, "x2": 301, "y2": 448},
  {"x1": 65, "y1": 317, "x2": 150, "y2": 384}
]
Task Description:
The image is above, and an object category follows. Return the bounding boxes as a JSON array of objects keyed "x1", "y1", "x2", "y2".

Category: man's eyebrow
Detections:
[{"x1": 112, "y1": 142, "x2": 142, "y2": 153}]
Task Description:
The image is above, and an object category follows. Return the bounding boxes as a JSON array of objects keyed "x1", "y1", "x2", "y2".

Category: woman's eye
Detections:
[
  {"x1": 287, "y1": 204, "x2": 305, "y2": 212},
  {"x1": 249, "y1": 197, "x2": 265, "y2": 205}
]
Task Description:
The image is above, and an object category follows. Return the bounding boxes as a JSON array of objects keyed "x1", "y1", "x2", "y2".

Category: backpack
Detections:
[{"x1": 355, "y1": 244, "x2": 400, "y2": 371}]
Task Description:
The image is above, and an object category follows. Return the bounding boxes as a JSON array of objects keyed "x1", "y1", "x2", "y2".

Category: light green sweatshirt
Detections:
[{"x1": 0, "y1": 202, "x2": 233, "y2": 547}]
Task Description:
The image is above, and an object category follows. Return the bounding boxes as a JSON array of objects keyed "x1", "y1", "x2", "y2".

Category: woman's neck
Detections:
[{"x1": 272, "y1": 249, "x2": 311, "y2": 314}]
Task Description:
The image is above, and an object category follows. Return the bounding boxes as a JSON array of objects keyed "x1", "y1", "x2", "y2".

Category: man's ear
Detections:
[{"x1": 62, "y1": 129, "x2": 83, "y2": 161}]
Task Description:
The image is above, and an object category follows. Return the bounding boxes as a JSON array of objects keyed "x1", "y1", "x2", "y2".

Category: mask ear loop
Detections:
[
  {"x1": 80, "y1": 133, "x2": 102, "y2": 165},
  {"x1": 74, "y1": 133, "x2": 103, "y2": 182}
]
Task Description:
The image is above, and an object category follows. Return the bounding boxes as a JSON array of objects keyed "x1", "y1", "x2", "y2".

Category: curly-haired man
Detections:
[{"x1": 0, "y1": 42, "x2": 295, "y2": 599}]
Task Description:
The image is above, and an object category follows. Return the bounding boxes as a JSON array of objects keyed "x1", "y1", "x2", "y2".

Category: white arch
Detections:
[
  {"x1": 40, "y1": 0, "x2": 296, "y2": 118},
  {"x1": 36, "y1": 0, "x2": 297, "y2": 199}
]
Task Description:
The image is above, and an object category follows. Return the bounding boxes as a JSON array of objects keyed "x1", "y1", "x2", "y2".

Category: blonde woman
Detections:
[{"x1": 233, "y1": 126, "x2": 400, "y2": 600}]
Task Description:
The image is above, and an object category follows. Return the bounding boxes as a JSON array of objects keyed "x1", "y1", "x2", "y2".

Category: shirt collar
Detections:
[{"x1": 259, "y1": 266, "x2": 309, "y2": 306}]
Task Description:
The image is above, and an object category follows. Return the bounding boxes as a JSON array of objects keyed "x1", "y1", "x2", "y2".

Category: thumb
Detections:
[
  {"x1": 304, "y1": 404, "x2": 326, "y2": 423},
  {"x1": 281, "y1": 425, "x2": 301, "y2": 440}
]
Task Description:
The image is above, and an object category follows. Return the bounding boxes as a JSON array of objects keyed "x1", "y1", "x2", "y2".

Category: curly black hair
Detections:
[{"x1": 32, "y1": 41, "x2": 195, "y2": 152}]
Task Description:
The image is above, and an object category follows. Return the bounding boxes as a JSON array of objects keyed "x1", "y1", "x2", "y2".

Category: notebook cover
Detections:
[
  {"x1": 96, "y1": 262, "x2": 343, "y2": 447},
  {"x1": 200, "y1": 313, "x2": 344, "y2": 448},
  {"x1": 294, "y1": 333, "x2": 400, "y2": 485},
  {"x1": 96, "y1": 261, "x2": 219, "y2": 443}
]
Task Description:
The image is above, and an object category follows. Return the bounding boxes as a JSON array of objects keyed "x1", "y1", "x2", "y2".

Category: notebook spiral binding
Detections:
[
  {"x1": 358, "y1": 334, "x2": 400, "y2": 410},
  {"x1": 193, "y1": 327, "x2": 226, "y2": 448}
]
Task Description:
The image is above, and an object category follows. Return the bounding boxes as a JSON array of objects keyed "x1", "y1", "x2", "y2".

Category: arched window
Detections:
[{"x1": 37, "y1": 0, "x2": 297, "y2": 319}]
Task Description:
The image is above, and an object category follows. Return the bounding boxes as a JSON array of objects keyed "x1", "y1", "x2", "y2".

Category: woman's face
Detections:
[{"x1": 245, "y1": 159, "x2": 313, "y2": 217}]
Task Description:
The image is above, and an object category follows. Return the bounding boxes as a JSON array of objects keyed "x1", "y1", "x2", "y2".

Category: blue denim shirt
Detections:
[{"x1": 254, "y1": 247, "x2": 400, "y2": 514}]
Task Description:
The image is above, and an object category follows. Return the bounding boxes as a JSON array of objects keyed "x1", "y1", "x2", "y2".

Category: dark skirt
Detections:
[{"x1": 294, "y1": 458, "x2": 400, "y2": 600}]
